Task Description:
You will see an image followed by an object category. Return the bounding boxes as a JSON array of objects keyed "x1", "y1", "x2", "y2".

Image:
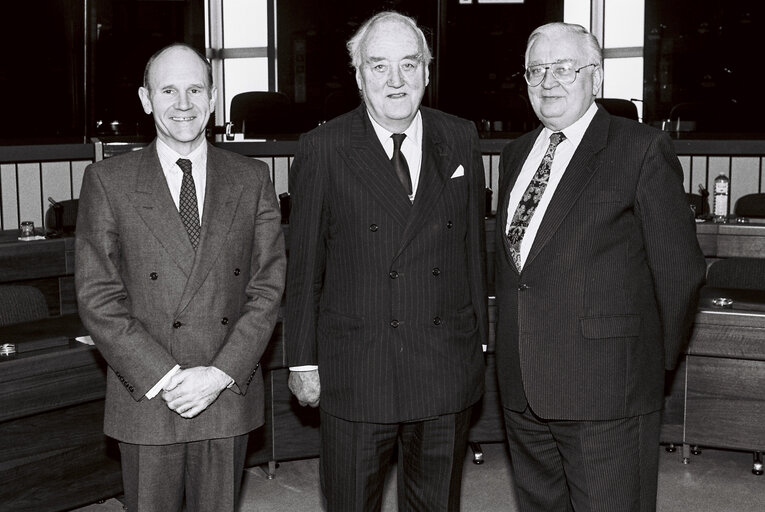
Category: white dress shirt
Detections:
[{"x1": 505, "y1": 102, "x2": 598, "y2": 269}]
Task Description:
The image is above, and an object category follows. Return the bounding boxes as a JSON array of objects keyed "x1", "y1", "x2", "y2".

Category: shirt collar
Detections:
[
  {"x1": 367, "y1": 110, "x2": 423, "y2": 150},
  {"x1": 541, "y1": 102, "x2": 598, "y2": 147},
  {"x1": 156, "y1": 138, "x2": 207, "y2": 173}
]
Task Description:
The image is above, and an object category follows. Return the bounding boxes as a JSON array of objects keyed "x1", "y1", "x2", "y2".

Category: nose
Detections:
[
  {"x1": 176, "y1": 90, "x2": 191, "y2": 109},
  {"x1": 540, "y1": 68, "x2": 559, "y2": 89},
  {"x1": 387, "y1": 66, "x2": 404, "y2": 87}
]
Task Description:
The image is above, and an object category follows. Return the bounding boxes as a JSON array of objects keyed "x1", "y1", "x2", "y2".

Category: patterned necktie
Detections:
[
  {"x1": 176, "y1": 158, "x2": 201, "y2": 250},
  {"x1": 506, "y1": 132, "x2": 566, "y2": 270},
  {"x1": 391, "y1": 133, "x2": 413, "y2": 196}
]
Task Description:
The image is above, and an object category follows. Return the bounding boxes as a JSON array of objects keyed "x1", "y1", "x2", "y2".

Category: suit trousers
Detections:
[
  {"x1": 503, "y1": 406, "x2": 661, "y2": 512},
  {"x1": 118, "y1": 434, "x2": 248, "y2": 512},
  {"x1": 320, "y1": 408, "x2": 471, "y2": 512}
]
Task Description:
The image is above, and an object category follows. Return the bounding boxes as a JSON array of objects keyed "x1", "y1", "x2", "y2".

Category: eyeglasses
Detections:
[{"x1": 524, "y1": 62, "x2": 598, "y2": 87}]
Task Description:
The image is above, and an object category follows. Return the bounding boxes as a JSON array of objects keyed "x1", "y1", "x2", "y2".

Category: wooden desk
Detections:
[
  {"x1": 661, "y1": 289, "x2": 765, "y2": 467},
  {"x1": 695, "y1": 221, "x2": 765, "y2": 258},
  {"x1": 0, "y1": 231, "x2": 77, "y2": 315},
  {"x1": 0, "y1": 314, "x2": 122, "y2": 512}
]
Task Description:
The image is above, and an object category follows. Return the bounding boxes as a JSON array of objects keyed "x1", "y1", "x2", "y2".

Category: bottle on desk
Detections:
[{"x1": 713, "y1": 173, "x2": 729, "y2": 223}]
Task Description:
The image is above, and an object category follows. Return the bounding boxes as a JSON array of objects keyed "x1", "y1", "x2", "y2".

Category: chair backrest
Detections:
[
  {"x1": 0, "y1": 285, "x2": 50, "y2": 327},
  {"x1": 229, "y1": 92, "x2": 292, "y2": 138},
  {"x1": 734, "y1": 193, "x2": 765, "y2": 219},
  {"x1": 706, "y1": 257, "x2": 765, "y2": 291},
  {"x1": 595, "y1": 98, "x2": 639, "y2": 121}
]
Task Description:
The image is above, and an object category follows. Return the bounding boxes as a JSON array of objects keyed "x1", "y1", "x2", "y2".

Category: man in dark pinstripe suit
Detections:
[
  {"x1": 494, "y1": 22, "x2": 706, "y2": 512},
  {"x1": 285, "y1": 11, "x2": 488, "y2": 512}
]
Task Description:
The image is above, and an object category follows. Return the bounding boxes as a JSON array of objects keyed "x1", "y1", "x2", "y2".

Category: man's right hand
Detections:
[{"x1": 288, "y1": 369, "x2": 320, "y2": 407}]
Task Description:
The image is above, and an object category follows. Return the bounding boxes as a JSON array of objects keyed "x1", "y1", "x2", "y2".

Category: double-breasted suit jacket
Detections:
[
  {"x1": 494, "y1": 107, "x2": 706, "y2": 421},
  {"x1": 76, "y1": 141, "x2": 286, "y2": 444},
  {"x1": 285, "y1": 105, "x2": 488, "y2": 423}
]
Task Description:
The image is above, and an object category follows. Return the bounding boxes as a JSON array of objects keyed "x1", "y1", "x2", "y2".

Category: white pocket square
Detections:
[{"x1": 451, "y1": 165, "x2": 464, "y2": 179}]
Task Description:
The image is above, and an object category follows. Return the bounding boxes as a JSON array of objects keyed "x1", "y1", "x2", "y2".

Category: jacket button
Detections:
[
  {"x1": 446, "y1": 221, "x2": 453, "y2": 229},
  {"x1": 369, "y1": 224, "x2": 378, "y2": 232},
  {"x1": 149, "y1": 272, "x2": 158, "y2": 280},
  {"x1": 173, "y1": 321, "x2": 182, "y2": 329},
  {"x1": 389, "y1": 270, "x2": 399, "y2": 279},
  {"x1": 433, "y1": 317, "x2": 442, "y2": 325},
  {"x1": 221, "y1": 317, "x2": 229, "y2": 325},
  {"x1": 390, "y1": 319, "x2": 400, "y2": 328},
  {"x1": 518, "y1": 284, "x2": 529, "y2": 291},
  {"x1": 432, "y1": 267, "x2": 440, "y2": 276},
  {"x1": 234, "y1": 268, "x2": 241, "y2": 276}
]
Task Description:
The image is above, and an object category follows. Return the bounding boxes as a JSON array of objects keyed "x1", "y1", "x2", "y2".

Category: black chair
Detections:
[
  {"x1": 595, "y1": 98, "x2": 639, "y2": 121},
  {"x1": 734, "y1": 193, "x2": 765, "y2": 219},
  {"x1": 230, "y1": 92, "x2": 293, "y2": 138},
  {"x1": 706, "y1": 257, "x2": 765, "y2": 291},
  {"x1": 0, "y1": 285, "x2": 49, "y2": 327}
]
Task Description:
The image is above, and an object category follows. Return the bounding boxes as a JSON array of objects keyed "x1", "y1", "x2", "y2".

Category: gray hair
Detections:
[
  {"x1": 346, "y1": 11, "x2": 433, "y2": 71},
  {"x1": 143, "y1": 43, "x2": 214, "y2": 93},
  {"x1": 526, "y1": 22, "x2": 602, "y2": 66}
]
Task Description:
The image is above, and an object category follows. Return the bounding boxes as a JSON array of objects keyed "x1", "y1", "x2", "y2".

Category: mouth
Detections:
[
  {"x1": 387, "y1": 92, "x2": 407, "y2": 99},
  {"x1": 171, "y1": 116, "x2": 196, "y2": 122}
]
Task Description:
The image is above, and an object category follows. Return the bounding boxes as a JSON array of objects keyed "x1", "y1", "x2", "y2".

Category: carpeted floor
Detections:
[{"x1": 72, "y1": 442, "x2": 765, "y2": 511}]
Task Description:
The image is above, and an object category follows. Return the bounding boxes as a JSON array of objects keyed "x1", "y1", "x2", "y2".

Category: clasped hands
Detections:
[{"x1": 162, "y1": 366, "x2": 232, "y2": 419}]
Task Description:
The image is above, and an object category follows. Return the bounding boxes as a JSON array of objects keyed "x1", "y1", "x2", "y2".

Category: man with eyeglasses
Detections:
[{"x1": 493, "y1": 22, "x2": 705, "y2": 512}]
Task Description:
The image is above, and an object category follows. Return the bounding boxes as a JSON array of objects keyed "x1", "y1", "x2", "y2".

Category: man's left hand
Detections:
[{"x1": 161, "y1": 366, "x2": 232, "y2": 418}]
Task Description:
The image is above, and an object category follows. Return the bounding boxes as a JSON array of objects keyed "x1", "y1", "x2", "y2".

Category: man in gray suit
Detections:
[
  {"x1": 494, "y1": 23, "x2": 706, "y2": 511},
  {"x1": 76, "y1": 43, "x2": 286, "y2": 512},
  {"x1": 285, "y1": 11, "x2": 488, "y2": 512}
]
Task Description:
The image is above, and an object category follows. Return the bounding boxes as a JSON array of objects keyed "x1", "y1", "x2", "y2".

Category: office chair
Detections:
[
  {"x1": 734, "y1": 193, "x2": 765, "y2": 219},
  {"x1": 706, "y1": 257, "x2": 765, "y2": 291},
  {"x1": 0, "y1": 285, "x2": 50, "y2": 327},
  {"x1": 229, "y1": 91, "x2": 293, "y2": 138},
  {"x1": 595, "y1": 98, "x2": 639, "y2": 121}
]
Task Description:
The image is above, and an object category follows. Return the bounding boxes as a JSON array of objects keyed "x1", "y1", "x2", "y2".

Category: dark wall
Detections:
[
  {"x1": 2, "y1": 1, "x2": 85, "y2": 143},
  {"x1": 274, "y1": 0, "x2": 557, "y2": 132},
  {"x1": 644, "y1": 0, "x2": 764, "y2": 131}
]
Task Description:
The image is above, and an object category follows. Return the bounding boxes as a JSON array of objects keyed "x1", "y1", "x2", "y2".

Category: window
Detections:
[
  {"x1": 565, "y1": 0, "x2": 645, "y2": 120},
  {"x1": 205, "y1": 0, "x2": 276, "y2": 127}
]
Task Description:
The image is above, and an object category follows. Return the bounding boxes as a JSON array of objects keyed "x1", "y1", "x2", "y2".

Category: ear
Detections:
[
  {"x1": 355, "y1": 68, "x2": 363, "y2": 91},
  {"x1": 209, "y1": 86, "x2": 218, "y2": 113},
  {"x1": 424, "y1": 65, "x2": 430, "y2": 87},
  {"x1": 138, "y1": 87, "x2": 153, "y2": 115},
  {"x1": 591, "y1": 65, "x2": 603, "y2": 96}
]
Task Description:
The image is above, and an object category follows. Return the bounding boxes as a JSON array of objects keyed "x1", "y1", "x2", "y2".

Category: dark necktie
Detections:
[
  {"x1": 391, "y1": 133, "x2": 413, "y2": 196},
  {"x1": 176, "y1": 158, "x2": 201, "y2": 250},
  {"x1": 506, "y1": 132, "x2": 566, "y2": 270}
]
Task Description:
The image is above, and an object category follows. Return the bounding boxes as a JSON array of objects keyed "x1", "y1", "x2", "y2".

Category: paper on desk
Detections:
[
  {"x1": 76, "y1": 335, "x2": 94, "y2": 345},
  {"x1": 18, "y1": 235, "x2": 47, "y2": 241}
]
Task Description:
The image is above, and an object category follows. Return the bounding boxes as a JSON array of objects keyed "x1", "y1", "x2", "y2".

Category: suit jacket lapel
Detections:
[
  {"x1": 339, "y1": 106, "x2": 411, "y2": 227},
  {"x1": 395, "y1": 110, "x2": 451, "y2": 258},
  {"x1": 177, "y1": 144, "x2": 241, "y2": 314},
  {"x1": 525, "y1": 109, "x2": 609, "y2": 268},
  {"x1": 498, "y1": 127, "x2": 540, "y2": 272},
  {"x1": 128, "y1": 142, "x2": 196, "y2": 277}
]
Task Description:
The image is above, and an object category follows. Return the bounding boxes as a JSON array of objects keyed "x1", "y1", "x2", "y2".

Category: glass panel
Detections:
[
  {"x1": 223, "y1": 0, "x2": 268, "y2": 48},
  {"x1": 604, "y1": 0, "x2": 644, "y2": 48},
  {"x1": 563, "y1": 0, "x2": 590, "y2": 30},
  {"x1": 602, "y1": 57, "x2": 644, "y2": 120},
  {"x1": 223, "y1": 58, "x2": 269, "y2": 121}
]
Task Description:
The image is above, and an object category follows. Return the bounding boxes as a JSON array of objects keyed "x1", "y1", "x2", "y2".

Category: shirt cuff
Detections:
[
  {"x1": 145, "y1": 364, "x2": 181, "y2": 399},
  {"x1": 289, "y1": 365, "x2": 319, "y2": 371}
]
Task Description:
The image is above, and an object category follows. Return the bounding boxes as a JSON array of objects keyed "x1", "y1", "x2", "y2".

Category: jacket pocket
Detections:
[{"x1": 580, "y1": 315, "x2": 640, "y2": 339}]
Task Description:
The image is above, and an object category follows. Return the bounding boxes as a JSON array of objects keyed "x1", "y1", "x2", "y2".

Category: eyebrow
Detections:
[
  {"x1": 366, "y1": 53, "x2": 422, "y2": 63},
  {"x1": 527, "y1": 59, "x2": 575, "y2": 67}
]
